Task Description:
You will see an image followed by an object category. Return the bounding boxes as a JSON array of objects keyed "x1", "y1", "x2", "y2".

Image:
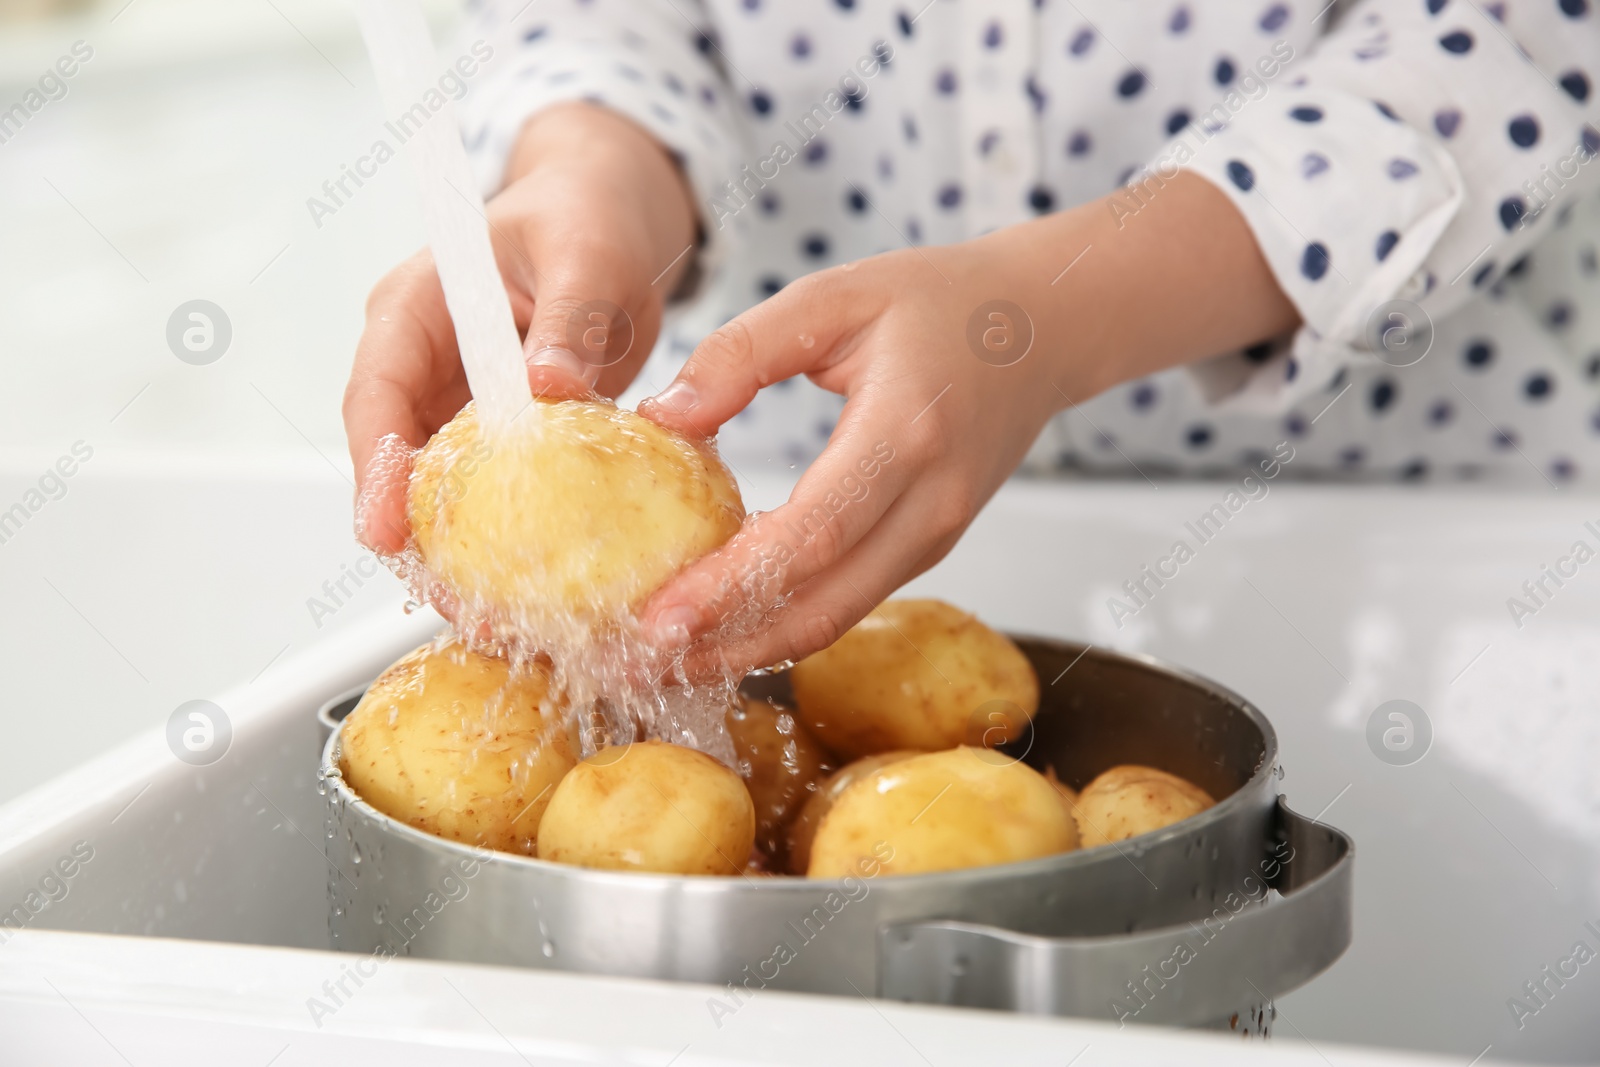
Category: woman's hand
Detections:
[
  {"x1": 638, "y1": 171, "x2": 1299, "y2": 677},
  {"x1": 343, "y1": 102, "x2": 698, "y2": 554}
]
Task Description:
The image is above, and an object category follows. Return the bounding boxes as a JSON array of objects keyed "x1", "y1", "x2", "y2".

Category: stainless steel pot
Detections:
[{"x1": 320, "y1": 638, "x2": 1352, "y2": 1029}]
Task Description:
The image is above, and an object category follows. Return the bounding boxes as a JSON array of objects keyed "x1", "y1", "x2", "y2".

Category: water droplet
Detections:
[
  {"x1": 798, "y1": 334, "x2": 815, "y2": 349},
  {"x1": 374, "y1": 906, "x2": 386, "y2": 925},
  {"x1": 541, "y1": 939, "x2": 557, "y2": 958},
  {"x1": 351, "y1": 842, "x2": 363, "y2": 864},
  {"x1": 840, "y1": 260, "x2": 858, "y2": 272},
  {"x1": 403, "y1": 599, "x2": 421, "y2": 615},
  {"x1": 950, "y1": 955, "x2": 968, "y2": 977}
]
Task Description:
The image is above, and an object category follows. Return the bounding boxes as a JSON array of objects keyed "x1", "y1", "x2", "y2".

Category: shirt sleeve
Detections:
[
  {"x1": 453, "y1": 0, "x2": 746, "y2": 296},
  {"x1": 1165, "y1": 0, "x2": 1600, "y2": 411}
]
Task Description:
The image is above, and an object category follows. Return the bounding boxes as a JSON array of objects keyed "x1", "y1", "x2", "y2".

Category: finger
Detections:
[
  {"x1": 672, "y1": 481, "x2": 961, "y2": 679},
  {"x1": 519, "y1": 235, "x2": 658, "y2": 401},
  {"x1": 640, "y1": 269, "x2": 875, "y2": 438},
  {"x1": 638, "y1": 382, "x2": 924, "y2": 647},
  {"x1": 345, "y1": 253, "x2": 462, "y2": 553}
]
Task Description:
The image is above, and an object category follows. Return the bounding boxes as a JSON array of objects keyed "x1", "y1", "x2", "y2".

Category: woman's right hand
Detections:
[{"x1": 343, "y1": 101, "x2": 699, "y2": 554}]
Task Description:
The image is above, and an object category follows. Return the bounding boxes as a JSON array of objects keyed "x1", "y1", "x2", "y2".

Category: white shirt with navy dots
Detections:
[{"x1": 458, "y1": 0, "x2": 1600, "y2": 485}]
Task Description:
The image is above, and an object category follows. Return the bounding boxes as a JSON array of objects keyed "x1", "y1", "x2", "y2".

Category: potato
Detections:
[
  {"x1": 789, "y1": 599, "x2": 1039, "y2": 761},
  {"x1": 726, "y1": 697, "x2": 831, "y2": 866},
  {"x1": 537, "y1": 741, "x2": 755, "y2": 875},
  {"x1": 339, "y1": 639, "x2": 577, "y2": 855},
  {"x1": 807, "y1": 748, "x2": 1077, "y2": 878},
  {"x1": 1072, "y1": 764, "x2": 1215, "y2": 849},
  {"x1": 408, "y1": 399, "x2": 743, "y2": 637},
  {"x1": 784, "y1": 750, "x2": 918, "y2": 876}
]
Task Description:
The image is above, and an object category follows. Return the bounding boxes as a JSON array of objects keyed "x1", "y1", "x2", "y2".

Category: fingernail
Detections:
[
  {"x1": 528, "y1": 346, "x2": 594, "y2": 381},
  {"x1": 651, "y1": 379, "x2": 698, "y2": 415},
  {"x1": 648, "y1": 605, "x2": 698, "y2": 648}
]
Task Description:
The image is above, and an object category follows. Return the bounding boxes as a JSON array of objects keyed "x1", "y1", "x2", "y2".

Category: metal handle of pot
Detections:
[{"x1": 876, "y1": 796, "x2": 1353, "y2": 1026}]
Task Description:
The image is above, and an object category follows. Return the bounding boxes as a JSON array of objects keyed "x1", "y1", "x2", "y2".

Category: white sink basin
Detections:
[{"x1": 1, "y1": 470, "x2": 1595, "y2": 1063}]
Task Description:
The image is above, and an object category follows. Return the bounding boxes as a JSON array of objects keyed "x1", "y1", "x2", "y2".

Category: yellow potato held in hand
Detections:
[
  {"x1": 725, "y1": 697, "x2": 831, "y2": 867},
  {"x1": 338, "y1": 639, "x2": 578, "y2": 855},
  {"x1": 784, "y1": 750, "x2": 919, "y2": 876},
  {"x1": 407, "y1": 399, "x2": 744, "y2": 638},
  {"x1": 807, "y1": 748, "x2": 1077, "y2": 878},
  {"x1": 1072, "y1": 765, "x2": 1215, "y2": 849},
  {"x1": 537, "y1": 741, "x2": 755, "y2": 875},
  {"x1": 789, "y1": 599, "x2": 1039, "y2": 761}
]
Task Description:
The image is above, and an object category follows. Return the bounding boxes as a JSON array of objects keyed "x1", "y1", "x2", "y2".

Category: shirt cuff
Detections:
[{"x1": 1173, "y1": 86, "x2": 1466, "y2": 411}]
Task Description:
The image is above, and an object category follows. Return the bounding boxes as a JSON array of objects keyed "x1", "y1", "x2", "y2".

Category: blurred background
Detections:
[
  {"x1": 0, "y1": 0, "x2": 463, "y2": 798},
  {"x1": 3, "y1": 3, "x2": 1599, "y2": 1061}
]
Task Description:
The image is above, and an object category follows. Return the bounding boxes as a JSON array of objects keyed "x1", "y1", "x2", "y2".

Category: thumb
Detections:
[
  {"x1": 640, "y1": 271, "x2": 867, "y2": 438},
  {"x1": 522, "y1": 271, "x2": 644, "y2": 401}
]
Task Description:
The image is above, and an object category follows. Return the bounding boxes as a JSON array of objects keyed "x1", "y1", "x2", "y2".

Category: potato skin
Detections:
[
  {"x1": 726, "y1": 697, "x2": 831, "y2": 867},
  {"x1": 537, "y1": 741, "x2": 755, "y2": 875},
  {"x1": 408, "y1": 399, "x2": 743, "y2": 632},
  {"x1": 1072, "y1": 764, "x2": 1215, "y2": 849},
  {"x1": 338, "y1": 640, "x2": 577, "y2": 855},
  {"x1": 807, "y1": 748, "x2": 1077, "y2": 878},
  {"x1": 785, "y1": 750, "x2": 918, "y2": 876},
  {"x1": 789, "y1": 599, "x2": 1039, "y2": 761}
]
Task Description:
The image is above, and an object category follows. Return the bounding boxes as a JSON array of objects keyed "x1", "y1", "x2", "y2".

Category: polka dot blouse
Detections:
[{"x1": 458, "y1": 0, "x2": 1600, "y2": 485}]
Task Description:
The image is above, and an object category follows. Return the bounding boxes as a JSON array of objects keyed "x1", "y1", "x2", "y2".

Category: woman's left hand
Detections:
[
  {"x1": 639, "y1": 171, "x2": 1300, "y2": 677},
  {"x1": 639, "y1": 238, "x2": 1066, "y2": 677}
]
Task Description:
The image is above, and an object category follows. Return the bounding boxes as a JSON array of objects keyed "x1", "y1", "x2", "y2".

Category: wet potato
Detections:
[
  {"x1": 807, "y1": 747, "x2": 1079, "y2": 878},
  {"x1": 1072, "y1": 764, "x2": 1216, "y2": 849},
  {"x1": 408, "y1": 399, "x2": 743, "y2": 635},
  {"x1": 784, "y1": 750, "x2": 920, "y2": 876},
  {"x1": 789, "y1": 599, "x2": 1040, "y2": 761},
  {"x1": 537, "y1": 741, "x2": 755, "y2": 876},
  {"x1": 726, "y1": 696, "x2": 831, "y2": 867},
  {"x1": 338, "y1": 639, "x2": 578, "y2": 855}
]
